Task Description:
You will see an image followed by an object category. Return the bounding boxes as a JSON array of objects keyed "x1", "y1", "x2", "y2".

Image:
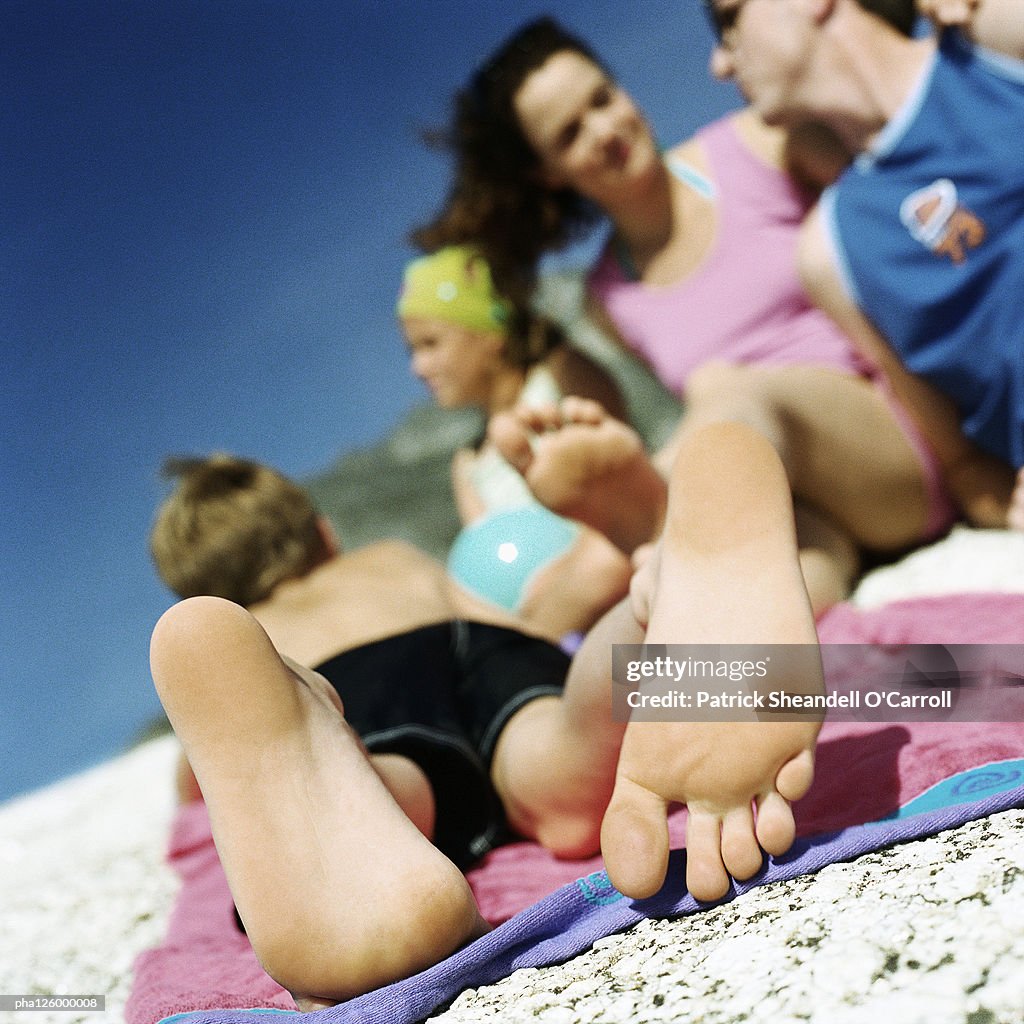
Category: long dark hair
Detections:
[{"x1": 412, "y1": 17, "x2": 607, "y2": 311}]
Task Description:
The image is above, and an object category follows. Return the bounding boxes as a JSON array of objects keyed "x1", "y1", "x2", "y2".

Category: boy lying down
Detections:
[{"x1": 148, "y1": 422, "x2": 822, "y2": 1008}]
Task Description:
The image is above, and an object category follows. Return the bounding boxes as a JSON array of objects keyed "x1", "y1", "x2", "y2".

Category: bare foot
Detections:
[
  {"x1": 600, "y1": 422, "x2": 823, "y2": 903},
  {"x1": 488, "y1": 397, "x2": 668, "y2": 553},
  {"x1": 150, "y1": 597, "x2": 487, "y2": 1004}
]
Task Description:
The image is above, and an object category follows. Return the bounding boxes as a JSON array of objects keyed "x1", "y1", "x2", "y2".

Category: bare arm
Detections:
[
  {"x1": 799, "y1": 206, "x2": 1014, "y2": 527},
  {"x1": 450, "y1": 447, "x2": 486, "y2": 525}
]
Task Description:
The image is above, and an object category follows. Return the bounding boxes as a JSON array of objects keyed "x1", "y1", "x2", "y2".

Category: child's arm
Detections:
[
  {"x1": 918, "y1": 0, "x2": 1024, "y2": 61},
  {"x1": 451, "y1": 448, "x2": 486, "y2": 525}
]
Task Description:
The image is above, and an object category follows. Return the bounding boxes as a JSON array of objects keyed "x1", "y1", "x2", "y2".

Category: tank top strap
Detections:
[{"x1": 664, "y1": 155, "x2": 717, "y2": 201}]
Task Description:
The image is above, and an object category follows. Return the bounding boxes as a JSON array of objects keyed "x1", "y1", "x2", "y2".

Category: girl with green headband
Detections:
[{"x1": 398, "y1": 245, "x2": 632, "y2": 641}]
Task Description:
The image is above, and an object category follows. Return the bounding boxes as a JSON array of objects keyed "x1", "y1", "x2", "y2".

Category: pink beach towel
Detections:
[{"x1": 126, "y1": 592, "x2": 1024, "y2": 1024}]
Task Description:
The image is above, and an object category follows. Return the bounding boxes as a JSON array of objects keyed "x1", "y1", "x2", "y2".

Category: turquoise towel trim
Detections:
[{"x1": 877, "y1": 758, "x2": 1024, "y2": 822}]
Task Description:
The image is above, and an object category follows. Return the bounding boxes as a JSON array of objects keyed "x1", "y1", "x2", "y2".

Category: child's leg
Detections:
[
  {"x1": 518, "y1": 527, "x2": 633, "y2": 638},
  {"x1": 488, "y1": 398, "x2": 668, "y2": 554},
  {"x1": 150, "y1": 596, "x2": 487, "y2": 1006},
  {"x1": 601, "y1": 421, "x2": 823, "y2": 903},
  {"x1": 792, "y1": 501, "x2": 860, "y2": 616},
  {"x1": 494, "y1": 364, "x2": 935, "y2": 555},
  {"x1": 489, "y1": 598, "x2": 642, "y2": 859},
  {"x1": 368, "y1": 752, "x2": 437, "y2": 841},
  {"x1": 177, "y1": 727, "x2": 438, "y2": 837}
]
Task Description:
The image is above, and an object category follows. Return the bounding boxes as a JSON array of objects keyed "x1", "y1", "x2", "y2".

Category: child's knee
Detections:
[
  {"x1": 567, "y1": 533, "x2": 633, "y2": 606},
  {"x1": 685, "y1": 361, "x2": 750, "y2": 404}
]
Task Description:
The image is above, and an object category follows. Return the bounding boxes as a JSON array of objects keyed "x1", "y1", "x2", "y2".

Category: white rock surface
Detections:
[
  {"x1": 0, "y1": 738, "x2": 180, "y2": 1024},
  {"x1": 432, "y1": 812, "x2": 1024, "y2": 1024},
  {"x1": 2, "y1": 528, "x2": 1024, "y2": 1024}
]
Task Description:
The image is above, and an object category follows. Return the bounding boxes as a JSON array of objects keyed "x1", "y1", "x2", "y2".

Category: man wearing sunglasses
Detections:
[{"x1": 703, "y1": 0, "x2": 1024, "y2": 528}]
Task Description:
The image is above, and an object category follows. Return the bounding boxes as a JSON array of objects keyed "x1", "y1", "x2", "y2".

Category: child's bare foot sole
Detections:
[
  {"x1": 489, "y1": 397, "x2": 667, "y2": 552},
  {"x1": 600, "y1": 422, "x2": 823, "y2": 903},
  {"x1": 150, "y1": 597, "x2": 487, "y2": 1003}
]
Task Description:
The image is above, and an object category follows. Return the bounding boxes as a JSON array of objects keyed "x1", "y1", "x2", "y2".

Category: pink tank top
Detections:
[{"x1": 588, "y1": 116, "x2": 870, "y2": 396}]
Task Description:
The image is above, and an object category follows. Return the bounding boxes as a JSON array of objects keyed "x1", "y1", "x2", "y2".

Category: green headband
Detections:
[{"x1": 397, "y1": 246, "x2": 512, "y2": 335}]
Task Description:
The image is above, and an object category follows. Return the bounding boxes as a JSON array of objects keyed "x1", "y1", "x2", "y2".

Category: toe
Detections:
[
  {"x1": 685, "y1": 810, "x2": 730, "y2": 902},
  {"x1": 720, "y1": 804, "x2": 763, "y2": 881},
  {"x1": 523, "y1": 401, "x2": 564, "y2": 431},
  {"x1": 600, "y1": 779, "x2": 671, "y2": 900},
  {"x1": 560, "y1": 396, "x2": 605, "y2": 424},
  {"x1": 754, "y1": 790, "x2": 797, "y2": 857},
  {"x1": 488, "y1": 411, "x2": 536, "y2": 473},
  {"x1": 775, "y1": 748, "x2": 815, "y2": 802}
]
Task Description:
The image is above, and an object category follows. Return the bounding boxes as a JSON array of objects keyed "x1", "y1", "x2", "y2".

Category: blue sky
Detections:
[{"x1": 2, "y1": 1, "x2": 739, "y2": 802}]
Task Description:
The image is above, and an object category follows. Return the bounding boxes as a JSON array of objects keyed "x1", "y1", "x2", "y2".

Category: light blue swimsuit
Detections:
[{"x1": 448, "y1": 366, "x2": 581, "y2": 613}]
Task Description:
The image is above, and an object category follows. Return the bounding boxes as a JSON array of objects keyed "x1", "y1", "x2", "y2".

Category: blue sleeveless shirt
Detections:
[{"x1": 821, "y1": 31, "x2": 1024, "y2": 465}]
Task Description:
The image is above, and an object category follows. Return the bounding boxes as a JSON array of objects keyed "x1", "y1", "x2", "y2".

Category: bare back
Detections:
[{"x1": 249, "y1": 540, "x2": 533, "y2": 668}]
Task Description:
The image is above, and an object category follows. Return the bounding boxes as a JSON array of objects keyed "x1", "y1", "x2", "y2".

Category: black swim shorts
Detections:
[{"x1": 314, "y1": 620, "x2": 570, "y2": 869}]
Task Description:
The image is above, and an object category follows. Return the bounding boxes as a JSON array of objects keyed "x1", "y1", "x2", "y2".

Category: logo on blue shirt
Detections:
[{"x1": 899, "y1": 178, "x2": 986, "y2": 264}]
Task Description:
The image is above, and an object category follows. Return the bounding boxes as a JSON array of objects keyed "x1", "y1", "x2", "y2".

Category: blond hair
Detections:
[{"x1": 150, "y1": 454, "x2": 327, "y2": 606}]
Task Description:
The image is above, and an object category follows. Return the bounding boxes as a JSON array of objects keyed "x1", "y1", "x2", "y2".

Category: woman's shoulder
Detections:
[
  {"x1": 661, "y1": 110, "x2": 743, "y2": 163},
  {"x1": 662, "y1": 135, "x2": 703, "y2": 166},
  {"x1": 660, "y1": 112, "x2": 752, "y2": 193}
]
